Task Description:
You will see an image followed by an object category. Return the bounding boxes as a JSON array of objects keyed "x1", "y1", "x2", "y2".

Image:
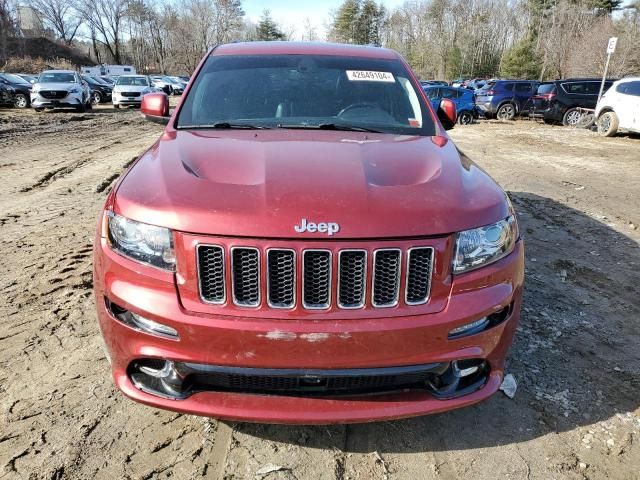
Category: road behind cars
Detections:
[{"x1": 0, "y1": 107, "x2": 638, "y2": 479}]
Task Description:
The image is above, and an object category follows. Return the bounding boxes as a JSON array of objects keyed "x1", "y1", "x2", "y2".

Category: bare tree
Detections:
[
  {"x1": 27, "y1": 0, "x2": 81, "y2": 44},
  {"x1": 76, "y1": 0, "x2": 128, "y2": 64}
]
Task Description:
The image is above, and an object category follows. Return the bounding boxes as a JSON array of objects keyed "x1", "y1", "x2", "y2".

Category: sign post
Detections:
[{"x1": 597, "y1": 37, "x2": 617, "y2": 105}]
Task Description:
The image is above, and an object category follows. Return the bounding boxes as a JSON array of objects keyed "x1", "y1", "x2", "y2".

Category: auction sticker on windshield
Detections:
[{"x1": 346, "y1": 71, "x2": 395, "y2": 82}]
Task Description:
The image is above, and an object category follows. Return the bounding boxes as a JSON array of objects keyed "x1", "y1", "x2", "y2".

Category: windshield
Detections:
[
  {"x1": 90, "y1": 76, "x2": 109, "y2": 86},
  {"x1": 117, "y1": 76, "x2": 149, "y2": 86},
  {"x1": 39, "y1": 72, "x2": 76, "y2": 83},
  {"x1": 1, "y1": 73, "x2": 30, "y2": 85},
  {"x1": 177, "y1": 54, "x2": 435, "y2": 135}
]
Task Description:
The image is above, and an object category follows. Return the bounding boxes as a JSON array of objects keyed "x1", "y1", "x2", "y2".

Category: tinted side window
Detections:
[
  {"x1": 584, "y1": 82, "x2": 602, "y2": 94},
  {"x1": 537, "y1": 83, "x2": 556, "y2": 95},
  {"x1": 501, "y1": 82, "x2": 515, "y2": 92},
  {"x1": 425, "y1": 88, "x2": 440, "y2": 100},
  {"x1": 562, "y1": 82, "x2": 585, "y2": 94},
  {"x1": 515, "y1": 82, "x2": 532, "y2": 93},
  {"x1": 441, "y1": 88, "x2": 457, "y2": 99}
]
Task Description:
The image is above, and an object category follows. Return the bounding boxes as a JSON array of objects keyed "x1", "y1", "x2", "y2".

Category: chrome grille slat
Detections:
[
  {"x1": 197, "y1": 245, "x2": 225, "y2": 304},
  {"x1": 406, "y1": 247, "x2": 434, "y2": 305},
  {"x1": 267, "y1": 249, "x2": 296, "y2": 308},
  {"x1": 372, "y1": 249, "x2": 401, "y2": 308},
  {"x1": 302, "y1": 250, "x2": 332, "y2": 309},
  {"x1": 337, "y1": 250, "x2": 367, "y2": 309},
  {"x1": 231, "y1": 247, "x2": 260, "y2": 307}
]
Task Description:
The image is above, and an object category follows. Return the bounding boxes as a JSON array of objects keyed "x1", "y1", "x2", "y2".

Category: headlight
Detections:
[
  {"x1": 107, "y1": 211, "x2": 175, "y2": 270},
  {"x1": 453, "y1": 216, "x2": 517, "y2": 273},
  {"x1": 70, "y1": 86, "x2": 81, "y2": 93}
]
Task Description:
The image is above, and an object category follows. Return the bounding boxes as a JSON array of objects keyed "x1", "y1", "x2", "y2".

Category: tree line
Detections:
[{"x1": 1, "y1": 0, "x2": 638, "y2": 79}]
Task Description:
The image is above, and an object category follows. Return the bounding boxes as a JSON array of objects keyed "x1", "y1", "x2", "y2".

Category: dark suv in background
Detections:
[
  {"x1": 0, "y1": 73, "x2": 32, "y2": 108},
  {"x1": 475, "y1": 80, "x2": 540, "y2": 120},
  {"x1": 532, "y1": 78, "x2": 615, "y2": 126}
]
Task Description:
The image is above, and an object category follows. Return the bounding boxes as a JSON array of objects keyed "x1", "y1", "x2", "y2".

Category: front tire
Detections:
[
  {"x1": 597, "y1": 111, "x2": 619, "y2": 137},
  {"x1": 496, "y1": 103, "x2": 516, "y2": 121},
  {"x1": 14, "y1": 93, "x2": 28, "y2": 109},
  {"x1": 458, "y1": 111, "x2": 473, "y2": 125},
  {"x1": 92, "y1": 91, "x2": 102, "y2": 105},
  {"x1": 562, "y1": 108, "x2": 582, "y2": 127}
]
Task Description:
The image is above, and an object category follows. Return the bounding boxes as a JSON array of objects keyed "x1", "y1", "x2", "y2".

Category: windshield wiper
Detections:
[
  {"x1": 179, "y1": 122, "x2": 270, "y2": 130},
  {"x1": 276, "y1": 123, "x2": 382, "y2": 133}
]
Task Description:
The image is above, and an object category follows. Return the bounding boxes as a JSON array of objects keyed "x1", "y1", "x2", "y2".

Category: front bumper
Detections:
[
  {"x1": 95, "y1": 237, "x2": 524, "y2": 424},
  {"x1": 31, "y1": 92, "x2": 82, "y2": 108},
  {"x1": 113, "y1": 96, "x2": 142, "y2": 106}
]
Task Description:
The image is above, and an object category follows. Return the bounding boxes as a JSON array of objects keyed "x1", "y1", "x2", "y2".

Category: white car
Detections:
[
  {"x1": 31, "y1": 70, "x2": 92, "y2": 112},
  {"x1": 112, "y1": 75, "x2": 157, "y2": 108},
  {"x1": 595, "y1": 77, "x2": 640, "y2": 136}
]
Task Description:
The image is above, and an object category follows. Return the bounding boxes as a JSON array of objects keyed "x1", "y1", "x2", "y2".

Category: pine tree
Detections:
[
  {"x1": 499, "y1": 36, "x2": 542, "y2": 79},
  {"x1": 256, "y1": 9, "x2": 285, "y2": 41},
  {"x1": 331, "y1": 0, "x2": 361, "y2": 43}
]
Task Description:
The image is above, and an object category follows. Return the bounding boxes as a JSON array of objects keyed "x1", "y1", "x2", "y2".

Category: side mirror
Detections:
[
  {"x1": 438, "y1": 98, "x2": 457, "y2": 130},
  {"x1": 141, "y1": 92, "x2": 170, "y2": 125}
]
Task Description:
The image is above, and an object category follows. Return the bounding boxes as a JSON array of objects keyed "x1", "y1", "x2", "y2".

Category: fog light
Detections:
[
  {"x1": 106, "y1": 299, "x2": 179, "y2": 340},
  {"x1": 448, "y1": 317, "x2": 489, "y2": 339}
]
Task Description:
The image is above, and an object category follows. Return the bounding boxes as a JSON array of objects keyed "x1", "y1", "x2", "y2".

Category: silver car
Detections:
[
  {"x1": 112, "y1": 75, "x2": 157, "y2": 108},
  {"x1": 31, "y1": 70, "x2": 91, "y2": 112}
]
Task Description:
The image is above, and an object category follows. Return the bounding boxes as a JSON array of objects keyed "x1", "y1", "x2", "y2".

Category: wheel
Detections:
[
  {"x1": 496, "y1": 103, "x2": 515, "y2": 121},
  {"x1": 458, "y1": 111, "x2": 473, "y2": 125},
  {"x1": 113, "y1": 104, "x2": 120, "y2": 109},
  {"x1": 92, "y1": 91, "x2": 102, "y2": 105},
  {"x1": 562, "y1": 108, "x2": 582, "y2": 127},
  {"x1": 597, "y1": 111, "x2": 619, "y2": 137},
  {"x1": 14, "y1": 93, "x2": 28, "y2": 109}
]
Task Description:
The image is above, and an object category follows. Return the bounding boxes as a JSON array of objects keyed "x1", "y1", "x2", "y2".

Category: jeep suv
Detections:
[
  {"x1": 94, "y1": 42, "x2": 524, "y2": 423},
  {"x1": 475, "y1": 80, "x2": 539, "y2": 120},
  {"x1": 532, "y1": 78, "x2": 615, "y2": 126},
  {"x1": 31, "y1": 70, "x2": 91, "y2": 112}
]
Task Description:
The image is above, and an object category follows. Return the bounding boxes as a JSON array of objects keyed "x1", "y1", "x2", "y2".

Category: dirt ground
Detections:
[{"x1": 0, "y1": 104, "x2": 638, "y2": 480}]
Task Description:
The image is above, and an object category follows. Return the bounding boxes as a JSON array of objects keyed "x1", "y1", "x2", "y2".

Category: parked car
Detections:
[
  {"x1": 16, "y1": 73, "x2": 36, "y2": 84},
  {"x1": 0, "y1": 82, "x2": 16, "y2": 106},
  {"x1": 595, "y1": 77, "x2": 640, "y2": 136},
  {"x1": 99, "y1": 76, "x2": 116, "y2": 85},
  {"x1": 112, "y1": 75, "x2": 156, "y2": 108},
  {"x1": 94, "y1": 41, "x2": 524, "y2": 424},
  {"x1": 451, "y1": 77, "x2": 469, "y2": 88},
  {"x1": 464, "y1": 78, "x2": 487, "y2": 91},
  {"x1": 423, "y1": 85, "x2": 477, "y2": 124},
  {"x1": 475, "y1": 80, "x2": 540, "y2": 120},
  {"x1": 0, "y1": 72, "x2": 32, "y2": 108},
  {"x1": 82, "y1": 75, "x2": 112, "y2": 104},
  {"x1": 31, "y1": 70, "x2": 92, "y2": 112},
  {"x1": 168, "y1": 75, "x2": 189, "y2": 89},
  {"x1": 420, "y1": 80, "x2": 448, "y2": 87},
  {"x1": 150, "y1": 75, "x2": 184, "y2": 95},
  {"x1": 532, "y1": 78, "x2": 615, "y2": 126}
]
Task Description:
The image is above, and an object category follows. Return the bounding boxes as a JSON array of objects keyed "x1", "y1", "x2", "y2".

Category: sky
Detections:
[{"x1": 241, "y1": 0, "x2": 407, "y2": 39}]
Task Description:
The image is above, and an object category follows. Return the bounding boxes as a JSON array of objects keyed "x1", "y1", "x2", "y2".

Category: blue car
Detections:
[
  {"x1": 423, "y1": 85, "x2": 477, "y2": 125},
  {"x1": 474, "y1": 80, "x2": 540, "y2": 120}
]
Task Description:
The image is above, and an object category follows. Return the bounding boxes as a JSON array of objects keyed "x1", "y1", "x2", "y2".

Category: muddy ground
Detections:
[{"x1": 0, "y1": 104, "x2": 638, "y2": 480}]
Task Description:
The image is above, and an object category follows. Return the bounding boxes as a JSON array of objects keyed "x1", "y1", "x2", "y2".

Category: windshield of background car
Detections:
[
  {"x1": 177, "y1": 54, "x2": 436, "y2": 135},
  {"x1": 116, "y1": 76, "x2": 149, "y2": 86},
  {"x1": 39, "y1": 72, "x2": 76, "y2": 83},
  {"x1": 2, "y1": 73, "x2": 30, "y2": 85}
]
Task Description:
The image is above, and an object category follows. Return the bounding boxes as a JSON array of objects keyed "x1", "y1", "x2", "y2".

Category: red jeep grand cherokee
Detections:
[{"x1": 94, "y1": 42, "x2": 524, "y2": 424}]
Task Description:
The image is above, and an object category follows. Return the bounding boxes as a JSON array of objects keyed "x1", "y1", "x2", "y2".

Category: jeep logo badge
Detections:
[{"x1": 294, "y1": 218, "x2": 340, "y2": 236}]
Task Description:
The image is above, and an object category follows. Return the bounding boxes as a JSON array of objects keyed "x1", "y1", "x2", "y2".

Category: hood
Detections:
[
  {"x1": 114, "y1": 130, "x2": 509, "y2": 238},
  {"x1": 35, "y1": 82, "x2": 78, "y2": 91}
]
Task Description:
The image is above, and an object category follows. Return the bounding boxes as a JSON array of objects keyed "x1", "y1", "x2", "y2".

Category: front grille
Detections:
[
  {"x1": 231, "y1": 248, "x2": 260, "y2": 306},
  {"x1": 198, "y1": 245, "x2": 225, "y2": 304},
  {"x1": 121, "y1": 91, "x2": 140, "y2": 97},
  {"x1": 303, "y1": 250, "x2": 331, "y2": 309},
  {"x1": 40, "y1": 90, "x2": 68, "y2": 99},
  {"x1": 372, "y1": 249, "x2": 401, "y2": 307},
  {"x1": 267, "y1": 249, "x2": 295, "y2": 308},
  {"x1": 338, "y1": 250, "x2": 367, "y2": 308},
  {"x1": 196, "y1": 244, "x2": 435, "y2": 310},
  {"x1": 406, "y1": 247, "x2": 434, "y2": 304}
]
